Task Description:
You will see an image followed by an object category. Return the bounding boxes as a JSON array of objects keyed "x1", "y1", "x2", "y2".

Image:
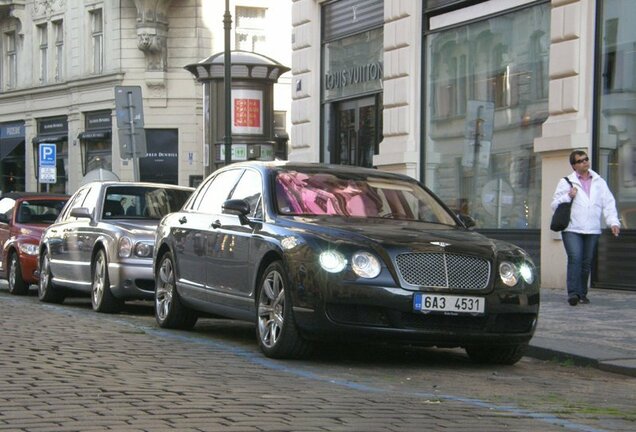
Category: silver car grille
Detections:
[{"x1": 395, "y1": 253, "x2": 491, "y2": 290}]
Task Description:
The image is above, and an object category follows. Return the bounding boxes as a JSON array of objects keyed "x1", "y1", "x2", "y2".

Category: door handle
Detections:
[
  {"x1": 211, "y1": 220, "x2": 221, "y2": 229},
  {"x1": 179, "y1": 216, "x2": 187, "y2": 224}
]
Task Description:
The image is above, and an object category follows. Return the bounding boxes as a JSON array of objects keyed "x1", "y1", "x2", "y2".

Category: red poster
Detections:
[{"x1": 234, "y1": 99, "x2": 261, "y2": 128}]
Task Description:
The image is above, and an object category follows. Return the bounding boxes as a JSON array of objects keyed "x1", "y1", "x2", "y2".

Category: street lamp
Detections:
[{"x1": 224, "y1": 0, "x2": 232, "y2": 165}]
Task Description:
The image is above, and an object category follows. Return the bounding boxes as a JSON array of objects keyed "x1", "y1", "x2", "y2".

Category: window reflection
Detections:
[
  {"x1": 424, "y1": 4, "x2": 549, "y2": 229},
  {"x1": 597, "y1": 0, "x2": 636, "y2": 229}
]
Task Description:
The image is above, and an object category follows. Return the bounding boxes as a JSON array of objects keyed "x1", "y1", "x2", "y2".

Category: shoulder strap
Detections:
[{"x1": 563, "y1": 177, "x2": 574, "y2": 201}]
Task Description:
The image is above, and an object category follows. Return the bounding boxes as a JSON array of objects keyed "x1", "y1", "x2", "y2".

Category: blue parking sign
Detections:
[{"x1": 39, "y1": 143, "x2": 57, "y2": 166}]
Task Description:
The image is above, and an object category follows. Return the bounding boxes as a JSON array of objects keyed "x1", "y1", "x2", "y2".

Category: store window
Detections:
[
  {"x1": 596, "y1": 0, "x2": 636, "y2": 230},
  {"x1": 34, "y1": 117, "x2": 68, "y2": 193},
  {"x1": 424, "y1": 3, "x2": 549, "y2": 229},
  {"x1": 79, "y1": 111, "x2": 112, "y2": 175},
  {"x1": 0, "y1": 122, "x2": 26, "y2": 193}
]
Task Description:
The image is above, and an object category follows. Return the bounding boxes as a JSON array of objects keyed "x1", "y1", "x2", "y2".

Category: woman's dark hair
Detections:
[{"x1": 569, "y1": 150, "x2": 587, "y2": 165}]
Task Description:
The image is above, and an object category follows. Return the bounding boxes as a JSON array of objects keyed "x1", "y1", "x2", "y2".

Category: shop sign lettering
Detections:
[{"x1": 324, "y1": 62, "x2": 383, "y2": 90}]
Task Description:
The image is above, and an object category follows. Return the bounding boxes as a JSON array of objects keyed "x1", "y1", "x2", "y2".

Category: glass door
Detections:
[{"x1": 333, "y1": 96, "x2": 378, "y2": 167}]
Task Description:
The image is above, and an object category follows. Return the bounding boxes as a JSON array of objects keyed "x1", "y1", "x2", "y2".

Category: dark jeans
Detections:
[{"x1": 561, "y1": 231, "x2": 600, "y2": 299}]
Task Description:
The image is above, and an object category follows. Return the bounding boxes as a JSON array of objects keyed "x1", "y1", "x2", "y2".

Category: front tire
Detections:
[
  {"x1": 91, "y1": 249, "x2": 122, "y2": 313},
  {"x1": 256, "y1": 261, "x2": 311, "y2": 359},
  {"x1": 155, "y1": 252, "x2": 197, "y2": 329},
  {"x1": 8, "y1": 252, "x2": 29, "y2": 295},
  {"x1": 465, "y1": 343, "x2": 528, "y2": 365},
  {"x1": 38, "y1": 249, "x2": 64, "y2": 304}
]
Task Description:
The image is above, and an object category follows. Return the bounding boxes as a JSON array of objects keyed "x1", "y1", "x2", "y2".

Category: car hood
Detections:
[
  {"x1": 107, "y1": 220, "x2": 160, "y2": 236},
  {"x1": 16, "y1": 225, "x2": 48, "y2": 242},
  {"x1": 277, "y1": 216, "x2": 519, "y2": 257}
]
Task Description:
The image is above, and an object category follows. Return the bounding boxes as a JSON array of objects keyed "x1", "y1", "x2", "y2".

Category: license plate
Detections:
[{"x1": 413, "y1": 293, "x2": 485, "y2": 315}]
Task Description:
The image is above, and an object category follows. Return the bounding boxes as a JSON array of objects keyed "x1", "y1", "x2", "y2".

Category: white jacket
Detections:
[{"x1": 551, "y1": 169, "x2": 620, "y2": 234}]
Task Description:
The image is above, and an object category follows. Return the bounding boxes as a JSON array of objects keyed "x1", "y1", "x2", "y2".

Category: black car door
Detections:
[
  {"x1": 206, "y1": 169, "x2": 262, "y2": 308},
  {"x1": 174, "y1": 169, "x2": 243, "y2": 300}
]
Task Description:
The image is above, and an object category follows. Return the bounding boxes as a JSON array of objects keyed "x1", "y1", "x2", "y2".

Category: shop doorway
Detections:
[{"x1": 333, "y1": 96, "x2": 380, "y2": 167}]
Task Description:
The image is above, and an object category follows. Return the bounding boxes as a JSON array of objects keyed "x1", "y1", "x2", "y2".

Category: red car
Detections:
[{"x1": 0, "y1": 192, "x2": 69, "y2": 295}]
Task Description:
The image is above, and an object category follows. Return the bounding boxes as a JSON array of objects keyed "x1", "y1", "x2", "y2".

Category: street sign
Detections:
[
  {"x1": 114, "y1": 86, "x2": 145, "y2": 128},
  {"x1": 39, "y1": 166, "x2": 57, "y2": 184},
  {"x1": 39, "y1": 143, "x2": 56, "y2": 166},
  {"x1": 114, "y1": 86, "x2": 147, "y2": 159}
]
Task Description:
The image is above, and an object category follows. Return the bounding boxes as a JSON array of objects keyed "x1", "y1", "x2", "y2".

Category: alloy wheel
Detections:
[
  {"x1": 38, "y1": 253, "x2": 50, "y2": 298},
  {"x1": 92, "y1": 252, "x2": 106, "y2": 307},
  {"x1": 258, "y1": 269, "x2": 285, "y2": 348},
  {"x1": 156, "y1": 256, "x2": 175, "y2": 321}
]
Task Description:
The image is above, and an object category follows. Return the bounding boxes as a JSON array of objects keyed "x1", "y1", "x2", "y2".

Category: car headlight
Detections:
[
  {"x1": 519, "y1": 262, "x2": 534, "y2": 284},
  {"x1": 19, "y1": 243, "x2": 39, "y2": 256},
  {"x1": 319, "y1": 250, "x2": 347, "y2": 273},
  {"x1": 134, "y1": 242, "x2": 153, "y2": 258},
  {"x1": 352, "y1": 251, "x2": 381, "y2": 278},
  {"x1": 118, "y1": 237, "x2": 133, "y2": 258},
  {"x1": 499, "y1": 261, "x2": 518, "y2": 286},
  {"x1": 499, "y1": 260, "x2": 535, "y2": 286}
]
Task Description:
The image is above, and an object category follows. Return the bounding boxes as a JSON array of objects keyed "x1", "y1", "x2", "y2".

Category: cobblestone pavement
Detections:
[{"x1": 0, "y1": 288, "x2": 635, "y2": 432}]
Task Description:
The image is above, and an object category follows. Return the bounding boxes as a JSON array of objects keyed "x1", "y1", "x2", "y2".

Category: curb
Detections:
[{"x1": 527, "y1": 337, "x2": 636, "y2": 377}]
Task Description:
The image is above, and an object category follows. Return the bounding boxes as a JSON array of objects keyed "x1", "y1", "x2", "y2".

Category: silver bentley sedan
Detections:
[{"x1": 38, "y1": 181, "x2": 193, "y2": 313}]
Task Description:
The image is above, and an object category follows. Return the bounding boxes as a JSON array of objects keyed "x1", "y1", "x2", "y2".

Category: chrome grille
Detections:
[{"x1": 395, "y1": 253, "x2": 490, "y2": 290}]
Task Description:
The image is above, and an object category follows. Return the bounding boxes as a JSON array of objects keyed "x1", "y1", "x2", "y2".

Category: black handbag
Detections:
[{"x1": 550, "y1": 177, "x2": 574, "y2": 232}]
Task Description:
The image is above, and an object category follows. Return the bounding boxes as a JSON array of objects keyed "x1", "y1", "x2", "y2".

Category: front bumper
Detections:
[
  {"x1": 108, "y1": 260, "x2": 155, "y2": 301},
  {"x1": 20, "y1": 253, "x2": 40, "y2": 284},
  {"x1": 292, "y1": 280, "x2": 540, "y2": 347}
]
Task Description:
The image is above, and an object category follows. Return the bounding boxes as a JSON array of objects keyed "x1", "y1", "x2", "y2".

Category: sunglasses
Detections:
[{"x1": 573, "y1": 157, "x2": 589, "y2": 164}]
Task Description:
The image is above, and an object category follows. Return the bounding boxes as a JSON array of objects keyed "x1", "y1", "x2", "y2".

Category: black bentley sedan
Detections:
[{"x1": 153, "y1": 162, "x2": 539, "y2": 364}]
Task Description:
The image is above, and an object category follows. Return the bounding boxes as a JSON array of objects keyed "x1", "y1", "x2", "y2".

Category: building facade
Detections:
[
  {"x1": 290, "y1": 0, "x2": 636, "y2": 291},
  {"x1": 0, "y1": 0, "x2": 291, "y2": 191}
]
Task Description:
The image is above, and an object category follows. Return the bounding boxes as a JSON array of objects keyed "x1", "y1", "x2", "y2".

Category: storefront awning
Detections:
[
  {"x1": 32, "y1": 135, "x2": 67, "y2": 144},
  {"x1": 78, "y1": 130, "x2": 111, "y2": 141},
  {"x1": 0, "y1": 137, "x2": 24, "y2": 160}
]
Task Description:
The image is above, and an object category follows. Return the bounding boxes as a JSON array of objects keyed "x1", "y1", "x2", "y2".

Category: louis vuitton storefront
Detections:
[{"x1": 321, "y1": 0, "x2": 383, "y2": 168}]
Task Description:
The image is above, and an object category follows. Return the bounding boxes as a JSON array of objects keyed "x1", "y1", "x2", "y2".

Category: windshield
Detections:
[
  {"x1": 103, "y1": 186, "x2": 191, "y2": 220},
  {"x1": 275, "y1": 170, "x2": 457, "y2": 225}
]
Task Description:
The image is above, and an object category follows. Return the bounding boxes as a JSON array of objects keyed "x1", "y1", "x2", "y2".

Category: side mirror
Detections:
[
  {"x1": 222, "y1": 199, "x2": 252, "y2": 226},
  {"x1": 0, "y1": 213, "x2": 8, "y2": 224},
  {"x1": 70, "y1": 207, "x2": 93, "y2": 220},
  {"x1": 457, "y1": 213, "x2": 476, "y2": 229}
]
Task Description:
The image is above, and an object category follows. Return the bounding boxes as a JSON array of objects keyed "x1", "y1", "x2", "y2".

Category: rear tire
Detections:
[
  {"x1": 155, "y1": 252, "x2": 197, "y2": 329},
  {"x1": 8, "y1": 252, "x2": 29, "y2": 295},
  {"x1": 91, "y1": 249, "x2": 123, "y2": 313},
  {"x1": 256, "y1": 261, "x2": 312, "y2": 359},
  {"x1": 465, "y1": 343, "x2": 528, "y2": 365},
  {"x1": 38, "y1": 249, "x2": 65, "y2": 304}
]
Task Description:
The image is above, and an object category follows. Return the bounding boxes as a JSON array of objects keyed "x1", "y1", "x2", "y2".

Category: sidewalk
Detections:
[{"x1": 528, "y1": 287, "x2": 636, "y2": 377}]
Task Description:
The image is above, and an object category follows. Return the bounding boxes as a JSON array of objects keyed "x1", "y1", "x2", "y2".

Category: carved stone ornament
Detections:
[
  {"x1": 6, "y1": 2, "x2": 27, "y2": 37},
  {"x1": 133, "y1": 0, "x2": 172, "y2": 72},
  {"x1": 32, "y1": 0, "x2": 65, "y2": 19},
  {"x1": 137, "y1": 30, "x2": 167, "y2": 71}
]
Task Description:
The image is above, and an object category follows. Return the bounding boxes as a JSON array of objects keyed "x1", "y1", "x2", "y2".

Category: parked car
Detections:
[
  {"x1": 0, "y1": 192, "x2": 69, "y2": 295},
  {"x1": 38, "y1": 181, "x2": 193, "y2": 312},
  {"x1": 153, "y1": 162, "x2": 540, "y2": 364}
]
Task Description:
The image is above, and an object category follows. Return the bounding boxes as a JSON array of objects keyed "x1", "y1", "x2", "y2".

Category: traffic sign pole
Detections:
[{"x1": 127, "y1": 91, "x2": 140, "y2": 182}]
